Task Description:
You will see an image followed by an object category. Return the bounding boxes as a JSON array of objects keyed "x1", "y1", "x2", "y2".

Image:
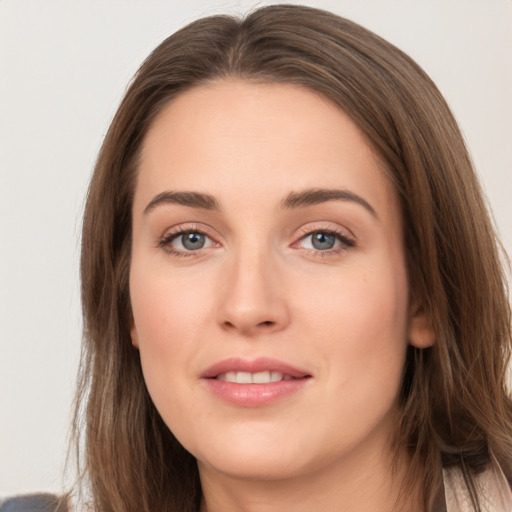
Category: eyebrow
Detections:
[
  {"x1": 143, "y1": 187, "x2": 377, "y2": 219},
  {"x1": 280, "y1": 188, "x2": 378, "y2": 219},
  {"x1": 143, "y1": 191, "x2": 220, "y2": 214}
]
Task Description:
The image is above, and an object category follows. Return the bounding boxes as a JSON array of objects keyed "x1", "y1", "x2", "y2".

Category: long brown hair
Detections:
[{"x1": 75, "y1": 5, "x2": 512, "y2": 511}]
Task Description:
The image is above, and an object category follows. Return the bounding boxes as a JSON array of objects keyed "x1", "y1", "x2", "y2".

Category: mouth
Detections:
[
  {"x1": 201, "y1": 357, "x2": 312, "y2": 382},
  {"x1": 215, "y1": 371, "x2": 303, "y2": 384},
  {"x1": 201, "y1": 357, "x2": 312, "y2": 407}
]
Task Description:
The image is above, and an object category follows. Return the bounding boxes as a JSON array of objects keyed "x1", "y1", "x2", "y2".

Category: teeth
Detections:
[
  {"x1": 252, "y1": 371, "x2": 270, "y2": 384},
  {"x1": 216, "y1": 371, "x2": 287, "y2": 383},
  {"x1": 271, "y1": 371, "x2": 284, "y2": 382},
  {"x1": 236, "y1": 371, "x2": 252, "y2": 384}
]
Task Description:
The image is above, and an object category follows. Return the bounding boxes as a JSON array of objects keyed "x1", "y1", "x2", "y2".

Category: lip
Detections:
[
  {"x1": 201, "y1": 357, "x2": 311, "y2": 379},
  {"x1": 200, "y1": 357, "x2": 312, "y2": 407}
]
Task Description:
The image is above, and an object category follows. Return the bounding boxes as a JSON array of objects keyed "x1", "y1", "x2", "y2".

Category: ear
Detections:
[
  {"x1": 130, "y1": 316, "x2": 140, "y2": 349},
  {"x1": 407, "y1": 300, "x2": 436, "y2": 349}
]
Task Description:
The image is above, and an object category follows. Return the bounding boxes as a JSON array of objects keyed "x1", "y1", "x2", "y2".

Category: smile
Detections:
[
  {"x1": 201, "y1": 357, "x2": 312, "y2": 407},
  {"x1": 215, "y1": 371, "x2": 297, "y2": 383}
]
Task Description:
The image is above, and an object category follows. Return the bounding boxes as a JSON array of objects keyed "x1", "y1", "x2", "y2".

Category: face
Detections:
[{"x1": 129, "y1": 80, "x2": 431, "y2": 483}]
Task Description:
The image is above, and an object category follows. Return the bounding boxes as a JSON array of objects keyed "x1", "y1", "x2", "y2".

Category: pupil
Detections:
[
  {"x1": 312, "y1": 232, "x2": 335, "y2": 250},
  {"x1": 182, "y1": 232, "x2": 205, "y2": 250}
]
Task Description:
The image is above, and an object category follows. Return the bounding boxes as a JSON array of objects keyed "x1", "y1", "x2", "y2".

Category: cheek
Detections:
[
  {"x1": 130, "y1": 261, "x2": 212, "y2": 347},
  {"x1": 304, "y1": 260, "x2": 407, "y2": 328},
  {"x1": 297, "y1": 259, "x2": 409, "y2": 385},
  {"x1": 129, "y1": 264, "x2": 210, "y2": 410},
  {"x1": 295, "y1": 263, "x2": 410, "y2": 453}
]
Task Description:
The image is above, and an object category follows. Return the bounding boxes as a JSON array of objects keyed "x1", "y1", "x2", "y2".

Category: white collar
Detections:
[{"x1": 443, "y1": 455, "x2": 512, "y2": 512}]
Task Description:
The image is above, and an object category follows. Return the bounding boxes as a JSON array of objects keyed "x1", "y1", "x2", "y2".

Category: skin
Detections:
[{"x1": 129, "y1": 80, "x2": 434, "y2": 512}]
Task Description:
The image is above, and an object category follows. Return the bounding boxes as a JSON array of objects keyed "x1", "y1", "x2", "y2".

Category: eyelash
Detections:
[
  {"x1": 157, "y1": 225, "x2": 216, "y2": 258},
  {"x1": 157, "y1": 225, "x2": 356, "y2": 258},
  {"x1": 293, "y1": 226, "x2": 356, "y2": 256}
]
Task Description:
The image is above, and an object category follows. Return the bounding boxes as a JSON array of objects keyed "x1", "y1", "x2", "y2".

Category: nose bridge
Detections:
[{"x1": 218, "y1": 238, "x2": 288, "y2": 335}]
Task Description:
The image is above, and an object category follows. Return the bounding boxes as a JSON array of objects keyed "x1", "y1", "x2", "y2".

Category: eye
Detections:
[
  {"x1": 309, "y1": 232, "x2": 337, "y2": 250},
  {"x1": 296, "y1": 229, "x2": 355, "y2": 253},
  {"x1": 159, "y1": 229, "x2": 215, "y2": 256},
  {"x1": 178, "y1": 232, "x2": 207, "y2": 251}
]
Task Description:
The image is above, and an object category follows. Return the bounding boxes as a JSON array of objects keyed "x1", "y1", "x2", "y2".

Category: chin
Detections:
[
  {"x1": 198, "y1": 451, "x2": 310, "y2": 482},
  {"x1": 187, "y1": 427, "x2": 315, "y2": 481}
]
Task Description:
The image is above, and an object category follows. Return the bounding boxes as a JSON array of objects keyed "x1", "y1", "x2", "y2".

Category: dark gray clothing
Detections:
[{"x1": 0, "y1": 494, "x2": 65, "y2": 512}]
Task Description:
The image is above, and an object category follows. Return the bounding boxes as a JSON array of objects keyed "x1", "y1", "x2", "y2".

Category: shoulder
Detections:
[
  {"x1": 0, "y1": 494, "x2": 67, "y2": 512},
  {"x1": 443, "y1": 460, "x2": 512, "y2": 512}
]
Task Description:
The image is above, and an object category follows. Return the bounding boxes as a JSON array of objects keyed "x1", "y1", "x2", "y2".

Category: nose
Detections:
[{"x1": 217, "y1": 248, "x2": 290, "y2": 337}]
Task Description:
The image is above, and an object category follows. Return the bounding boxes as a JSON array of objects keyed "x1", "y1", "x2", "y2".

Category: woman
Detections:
[{"x1": 10, "y1": 4, "x2": 509, "y2": 512}]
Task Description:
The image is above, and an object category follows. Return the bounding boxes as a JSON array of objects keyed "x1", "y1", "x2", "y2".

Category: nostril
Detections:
[{"x1": 221, "y1": 319, "x2": 277, "y2": 334}]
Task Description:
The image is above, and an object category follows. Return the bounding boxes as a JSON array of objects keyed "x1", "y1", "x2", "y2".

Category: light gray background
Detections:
[{"x1": 1, "y1": 0, "x2": 511, "y2": 496}]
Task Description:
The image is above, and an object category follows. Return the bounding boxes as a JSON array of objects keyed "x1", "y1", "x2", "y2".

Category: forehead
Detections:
[{"x1": 135, "y1": 79, "x2": 398, "y2": 222}]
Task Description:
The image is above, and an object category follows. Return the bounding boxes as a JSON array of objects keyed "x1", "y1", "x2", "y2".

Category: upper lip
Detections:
[{"x1": 200, "y1": 357, "x2": 312, "y2": 379}]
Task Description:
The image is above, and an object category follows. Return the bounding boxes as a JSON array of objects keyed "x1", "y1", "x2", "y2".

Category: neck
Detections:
[{"x1": 198, "y1": 446, "x2": 424, "y2": 512}]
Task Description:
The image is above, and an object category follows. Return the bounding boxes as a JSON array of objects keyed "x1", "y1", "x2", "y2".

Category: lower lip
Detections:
[{"x1": 202, "y1": 378, "x2": 310, "y2": 407}]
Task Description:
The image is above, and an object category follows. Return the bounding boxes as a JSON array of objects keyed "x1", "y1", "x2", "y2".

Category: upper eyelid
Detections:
[
  {"x1": 294, "y1": 222, "x2": 355, "y2": 239},
  {"x1": 161, "y1": 223, "x2": 216, "y2": 239}
]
